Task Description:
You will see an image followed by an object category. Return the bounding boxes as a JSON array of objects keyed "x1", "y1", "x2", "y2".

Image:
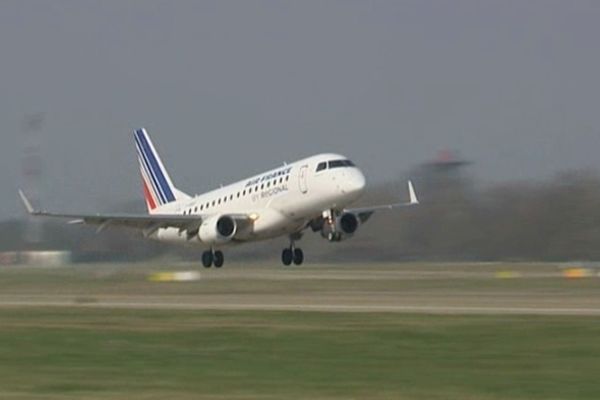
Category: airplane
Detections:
[{"x1": 19, "y1": 128, "x2": 419, "y2": 267}]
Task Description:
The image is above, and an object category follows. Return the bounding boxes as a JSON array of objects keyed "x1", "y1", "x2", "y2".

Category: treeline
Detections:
[
  {"x1": 350, "y1": 170, "x2": 600, "y2": 262},
  {"x1": 4, "y1": 170, "x2": 600, "y2": 263}
]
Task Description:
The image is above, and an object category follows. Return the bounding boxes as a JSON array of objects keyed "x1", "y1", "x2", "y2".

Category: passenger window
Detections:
[
  {"x1": 316, "y1": 162, "x2": 326, "y2": 172},
  {"x1": 237, "y1": 192, "x2": 240, "y2": 198},
  {"x1": 243, "y1": 190, "x2": 247, "y2": 195},
  {"x1": 286, "y1": 176, "x2": 289, "y2": 181},
  {"x1": 212, "y1": 200, "x2": 215, "y2": 206},
  {"x1": 194, "y1": 207, "x2": 198, "y2": 212}
]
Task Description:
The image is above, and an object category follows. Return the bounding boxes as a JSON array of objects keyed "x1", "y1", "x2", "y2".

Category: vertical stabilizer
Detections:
[{"x1": 133, "y1": 128, "x2": 190, "y2": 213}]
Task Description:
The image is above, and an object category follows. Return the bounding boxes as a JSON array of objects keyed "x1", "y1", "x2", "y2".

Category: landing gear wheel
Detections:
[
  {"x1": 202, "y1": 251, "x2": 213, "y2": 268},
  {"x1": 293, "y1": 248, "x2": 304, "y2": 265},
  {"x1": 213, "y1": 251, "x2": 224, "y2": 268},
  {"x1": 281, "y1": 248, "x2": 293, "y2": 266}
]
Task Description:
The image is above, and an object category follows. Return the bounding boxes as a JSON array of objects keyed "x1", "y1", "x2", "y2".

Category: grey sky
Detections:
[{"x1": 1, "y1": 1, "x2": 599, "y2": 219}]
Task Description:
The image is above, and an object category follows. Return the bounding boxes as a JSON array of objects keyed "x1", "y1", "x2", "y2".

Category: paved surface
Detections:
[
  {"x1": 2, "y1": 297, "x2": 600, "y2": 315},
  {"x1": 1, "y1": 262, "x2": 599, "y2": 315}
]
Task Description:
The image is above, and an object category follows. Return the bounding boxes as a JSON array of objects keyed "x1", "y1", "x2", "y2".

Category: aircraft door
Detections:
[{"x1": 298, "y1": 165, "x2": 308, "y2": 194}]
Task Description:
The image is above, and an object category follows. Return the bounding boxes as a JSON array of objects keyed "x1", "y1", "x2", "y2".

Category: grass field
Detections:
[
  {"x1": 0, "y1": 262, "x2": 600, "y2": 399},
  {"x1": 0, "y1": 308, "x2": 599, "y2": 399}
]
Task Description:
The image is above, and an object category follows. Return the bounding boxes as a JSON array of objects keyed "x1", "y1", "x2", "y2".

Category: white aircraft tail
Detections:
[{"x1": 133, "y1": 128, "x2": 190, "y2": 213}]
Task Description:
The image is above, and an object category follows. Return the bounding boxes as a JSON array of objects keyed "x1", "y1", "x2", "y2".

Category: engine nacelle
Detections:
[
  {"x1": 198, "y1": 215, "x2": 237, "y2": 245},
  {"x1": 321, "y1": 212, "x2": 360, "y2": 242},
  {"x1": 337, "y1": 212, "x2": 360, "y2": 235}
]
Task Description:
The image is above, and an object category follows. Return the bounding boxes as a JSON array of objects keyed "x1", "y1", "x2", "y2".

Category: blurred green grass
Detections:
[{"x1": 0, "y1": 308, "x2": 599, "y2": 399}]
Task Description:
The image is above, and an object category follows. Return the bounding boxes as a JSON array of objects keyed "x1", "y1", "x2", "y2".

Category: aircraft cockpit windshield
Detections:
[
  {"x1": 316, "y1": 159, "x2": 356, "y2": 172},
  {"x1": 328, "y1": 159, "x2": 355, "y2": 168}
]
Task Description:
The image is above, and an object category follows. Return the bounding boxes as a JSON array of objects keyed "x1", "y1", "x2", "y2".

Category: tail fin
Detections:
[{"x1": 133, "y1": 128, "x2": 190, "y2": 213}]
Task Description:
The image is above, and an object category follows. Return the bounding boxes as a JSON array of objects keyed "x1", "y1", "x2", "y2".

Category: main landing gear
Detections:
[
  {"x1": 282, "y1": 233, "x2": 304, "y2": 266},
  {"x1": 281, "y1": 245, "x2": 304, "y2": 266},
  {"x1": 202, "y1": 249, "x2": 224, "y2": 268}
]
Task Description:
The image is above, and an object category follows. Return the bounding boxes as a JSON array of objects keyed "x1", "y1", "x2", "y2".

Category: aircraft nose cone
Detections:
[{"x1": 346, "y1": 170, "x2": 366, "y2": 196}]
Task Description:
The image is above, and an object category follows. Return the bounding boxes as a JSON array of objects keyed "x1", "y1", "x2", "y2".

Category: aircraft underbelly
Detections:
[
  {"x1": 245, "y1": 209, "x2": 302, "y2": 239},
  {"x1": 154, "y1": 210, "x2": 305, "y2": 247}
]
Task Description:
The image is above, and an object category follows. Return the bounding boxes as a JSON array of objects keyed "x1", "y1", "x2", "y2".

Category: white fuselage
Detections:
[{"x1": 153, "y1": 153, "x2": 366, "y2": 247}]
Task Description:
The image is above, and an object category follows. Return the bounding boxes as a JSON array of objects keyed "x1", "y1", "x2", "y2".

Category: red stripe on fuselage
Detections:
[{"x1": 142, "y1": 179, "x2": 157, "y2": 210}]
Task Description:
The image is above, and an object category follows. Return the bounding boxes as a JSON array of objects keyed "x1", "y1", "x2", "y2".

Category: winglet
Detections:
[
  {"x1": 408, "y1": 181, "x2": 419, "y2": 205},
  {"x1": 18, "y1": 190, "x2": 35, "y2": 214}
]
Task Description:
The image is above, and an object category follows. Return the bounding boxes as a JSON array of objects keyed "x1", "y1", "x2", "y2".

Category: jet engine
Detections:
[
  {"x1": 320, "y1": 212, "x2": 360, "y2": 242},
  {"x1": 198, "y1": 215, "x2": 237, "y2": 245}
]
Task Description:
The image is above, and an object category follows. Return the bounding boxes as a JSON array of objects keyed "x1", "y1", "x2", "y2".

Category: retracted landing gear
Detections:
[{"x1": 202, "y1": 249, "x2": 224, "y2": 268}]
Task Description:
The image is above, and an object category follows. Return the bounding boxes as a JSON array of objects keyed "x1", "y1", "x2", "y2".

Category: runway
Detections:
[
  {"x1": 1, "y1": 262, "x2": 599, "y2": 315},
  {"x1": 1, "y1": 297, "x2": 600, "y2": 315}
]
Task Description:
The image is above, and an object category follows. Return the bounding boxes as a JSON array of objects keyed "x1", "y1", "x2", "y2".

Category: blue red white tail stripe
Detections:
[
  {"x1": 134, "y1": 128, "x2": 178, "y2": 212},
  {"x1": 135, "y1": 135, "x2": 166, "y2": 204},
  {"x1": 138, "y1": 153, "x2": 160, "y2": 210}
]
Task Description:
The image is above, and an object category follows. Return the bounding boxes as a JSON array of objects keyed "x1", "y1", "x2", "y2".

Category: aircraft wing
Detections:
[
  {"x1": 18, "y1": 190, "x2": 247, "y2": 237},
  {"x1": 343, "y1": 181, "x2": 419, "y2": 222}
]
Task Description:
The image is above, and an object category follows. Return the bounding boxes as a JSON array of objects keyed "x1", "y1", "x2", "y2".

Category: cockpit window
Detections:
[
  {"x1": 316, "y1": 162, "x2": 327, "y2": 172},
  {"x1": 328, "y1": 159, "x2": 355, "y2": 169}
]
